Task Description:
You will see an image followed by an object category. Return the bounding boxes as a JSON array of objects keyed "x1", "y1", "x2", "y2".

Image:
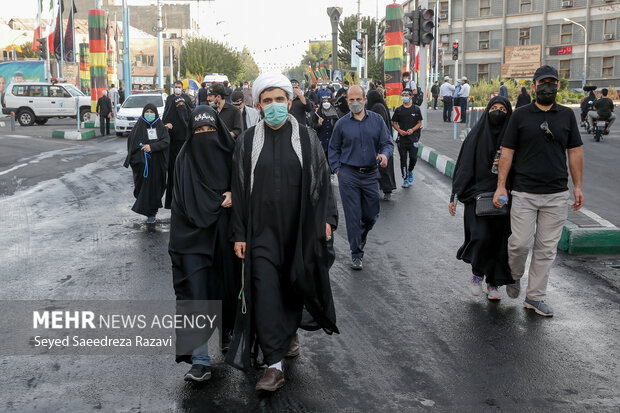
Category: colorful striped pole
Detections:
[
  {"x1": 79, "y1": 43, "x2": 90, "y2": 93},
  {"x1": 88, "y1": 9, "x2": 107, "y2": 113},
  {"x1": 384, "y1": 4, "x2": 404, "y2": 109}
]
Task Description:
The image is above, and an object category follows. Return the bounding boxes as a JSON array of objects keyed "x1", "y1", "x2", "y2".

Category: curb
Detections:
[
  {"x1": 52, "y1": 129, "x2": 97, "y2": 140},
  {"x1": 417, "y1": 143, "x2": 620, "y2": 255},
  {"x1": 84, "y1": 122, "x2": 115, "y2": 129}
]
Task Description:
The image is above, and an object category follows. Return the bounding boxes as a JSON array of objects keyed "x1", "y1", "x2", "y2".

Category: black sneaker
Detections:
[
  {"x1": 184, "y1": 364, "x2": 211, "y2": 382},
  {"x1": 350, "y1": 258, "x2": 363, "y2": 271}
]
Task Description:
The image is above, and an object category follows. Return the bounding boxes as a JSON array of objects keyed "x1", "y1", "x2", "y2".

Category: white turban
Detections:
[{"x1": 252, "y1": 72, "x2": 293, "y2": 104}]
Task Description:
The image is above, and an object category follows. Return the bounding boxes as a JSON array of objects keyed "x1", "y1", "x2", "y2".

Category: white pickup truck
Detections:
[{"x1": 1, "y1": 81, "x2": 92, "y2": 126}]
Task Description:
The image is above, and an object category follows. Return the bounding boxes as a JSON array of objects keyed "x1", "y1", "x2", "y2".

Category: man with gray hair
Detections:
[{"x1": 227, "y1": 73, "x2": 339, "y2": 392}]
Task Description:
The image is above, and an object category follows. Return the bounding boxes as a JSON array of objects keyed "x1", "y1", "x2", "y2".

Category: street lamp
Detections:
[
  {"x1": 10, "y1": 33, "x2": 27, "y2": 60},
  {"x1": 563, "y1": 17, "x2": 588, "y2": 88}
]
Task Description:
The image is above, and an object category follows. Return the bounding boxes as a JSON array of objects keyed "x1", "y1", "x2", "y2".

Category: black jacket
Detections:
[
  {"x1": 96, "y1": 96, "x2": 112, "y2": 117},
  {"x1": 290, "y1": 97, "x2": 314, "y2": 126},
  {"x1": 218, "y1": 103, "x2": 244, "y2": 138}
]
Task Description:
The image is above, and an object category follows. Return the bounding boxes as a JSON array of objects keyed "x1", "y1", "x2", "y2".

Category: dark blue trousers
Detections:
[
  {"x1": 442, "y1": 97, "x2": 453, "y2": 121},
  {"x1": 337, "y1": 166, "x2": 381, "y2": 259},
  {"x1": 460, "y1": 97, "x2": 468, "y2": 123}
]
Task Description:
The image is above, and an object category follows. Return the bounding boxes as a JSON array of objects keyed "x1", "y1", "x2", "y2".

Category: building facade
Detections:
[{"x1": 404, "y1": 0, "x2": 620, "y2": 88}]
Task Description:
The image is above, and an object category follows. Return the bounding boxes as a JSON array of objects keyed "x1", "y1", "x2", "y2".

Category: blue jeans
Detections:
[{"x1": 191, "y1": 341, "x2": 210, "y2": 366}]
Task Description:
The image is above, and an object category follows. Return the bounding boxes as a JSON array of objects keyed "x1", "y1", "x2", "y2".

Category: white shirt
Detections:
[
  {"x1": 403, "y1": 79, "x2": 417, "y2": 91},
  {"x1": 439, "y1": 82, "x2": 455, "y2": 98},
  {"x1": 459, "y1": 83, "x2": 471, "y2": 98}
]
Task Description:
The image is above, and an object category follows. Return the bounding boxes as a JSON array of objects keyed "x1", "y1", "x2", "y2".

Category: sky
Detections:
[{"x1": 1, "y1": 0, "x2": 398, "y2": 72}]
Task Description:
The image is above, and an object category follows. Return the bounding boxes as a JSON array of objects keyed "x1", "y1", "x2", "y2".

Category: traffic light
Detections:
[
  {"x1": 420, "y1": 9, "x2": 435, "y2": 46},
  {"x1": 452, "y1": 41, "x2": 459, "y2": 60},
  {"x1": 35, "y1": 37, "x2": 47, "y2": 60},
  {"x1": 355, "y1": 38, "x2": 364, "y2": 58},
  {"x1": 404, "y1": 10, "x2": 421, "y2": 46}
]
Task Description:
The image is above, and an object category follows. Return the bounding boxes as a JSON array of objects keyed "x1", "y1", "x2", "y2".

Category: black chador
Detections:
[
  {"x1": 123, "y1": 103, "x2": 169, "y2": 219},
  {"x1": 366, "y1": 90, "x2": 396, "y2": 195},
  {"x1": 163, "y1": 92, "x2": 193, "y2": 209},
  {"x1": 226, "y1": 114, "x2": 339, "y2": 371},
  {"x1": 168, "y1": 106, "x2": 238, "y2": 365}
]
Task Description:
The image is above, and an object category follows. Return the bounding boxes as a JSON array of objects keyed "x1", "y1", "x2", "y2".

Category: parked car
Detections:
[
  {"x1": 1, "y1": 81, "x2": 91, "y2": 126},
  {"x1": 114, "y1": 92, "x2": 166, "y2": 136}
]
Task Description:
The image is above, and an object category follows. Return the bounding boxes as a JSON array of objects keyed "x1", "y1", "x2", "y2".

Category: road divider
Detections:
[
  {"x1": 417, "y1": 143, "x2": 620, "y2": 255},
  {"x1": 52, "y1": 129, "x2": 96, "y2": 141}
]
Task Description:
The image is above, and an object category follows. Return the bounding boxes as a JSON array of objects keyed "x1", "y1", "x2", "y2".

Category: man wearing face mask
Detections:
[
  {"x1": 402, "y1": 71, "x2": 417, "y2": 93},
  {"x1": 242, "y1": 81, "x2": 253, "y2": 107},
  {"x1": 335, "y1": 80, "x2": 350, "y2": 99},
  {"x1": 329, "y1": 85, "x2": 394, "y2": 271},
  {"x1": 317, "y1": 83, "x2": 333, "y2": 101},
  {"x1": 231, "y1": 90, "x2": 260, "y2": 131},
  {"x1": 440, "y1": 76, "x2": 456, "y2": 122},
  {"x1": 207, "y1": 83, "x2": 243, "y2": 139},
  {"x1": 227, "y1": 73, "x2": 339, "y2": 392},
  {"x1": 288, "y1": 79, "x2": 314, "y2": 126},
  {"x1": 163, "y1": 81, "x2": 194, "y2": 209},
  {"x1": 458, "y1": 77, "x2": 471, "y2": 123},
  {"x1": 493, "y1": 65, "x2": 584, "y2": 317},
  {"x1": 392, "y1": 88, "x2": 423, "y2": 188}
]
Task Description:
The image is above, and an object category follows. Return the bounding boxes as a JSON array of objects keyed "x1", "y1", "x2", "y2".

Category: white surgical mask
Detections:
[
  {"x1": 322, "y1": 102, "x2": 331, "y2": 109},
  {"x1": 174, "y1": 87, "x2": 182, "y2": 95}
]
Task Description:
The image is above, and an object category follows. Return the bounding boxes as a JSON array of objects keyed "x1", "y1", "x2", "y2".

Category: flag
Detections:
[
  {"x1": 53, "y1": 0, "x2": 62, "y2": 60},
  {"x1": 34, "y1": 0, "x2": 58, "y2": 51},
  {"x1": 63, "y1": 0, "x2": 75, "y2": 62},
  {"x1": 307, "y1": 66, "x2": 316, "y2": 83}
]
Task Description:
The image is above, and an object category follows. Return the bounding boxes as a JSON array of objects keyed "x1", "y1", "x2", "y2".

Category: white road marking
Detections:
[
  {"x1": 0, "y1": 163, "x2": 27, "y2": 176},
  {"x1": 579, "y1": 207, "x2": 617, "y2": 228}
]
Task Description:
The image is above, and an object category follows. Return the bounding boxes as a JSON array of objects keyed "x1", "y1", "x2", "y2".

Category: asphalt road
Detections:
[{"x1": 0, "y1": 126, "x2": 619, "y2": 412}]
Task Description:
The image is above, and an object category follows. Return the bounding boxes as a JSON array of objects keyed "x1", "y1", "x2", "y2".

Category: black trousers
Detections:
[
  {"x1": 460, "y1": 97, "x2": 468, "y2": 122},
  {"x1": 252, "y1": 256, "x2": 303, "y2": 366},
  {"x1": 100, "y1": 115, "x2": 110, "y2": 135},
  {"x1": 432, "y1": 96, "x2": 438, "y2": 110},
  {"x1": 442, "y1": 97, "x2": 453, "y2": 121},
  {"x1": 397, "y1": 141, "x2": 418, "y2": 178}
]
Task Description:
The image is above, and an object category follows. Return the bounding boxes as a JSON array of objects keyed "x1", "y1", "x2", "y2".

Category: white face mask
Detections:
[
  {"x1": 322, "y1": 102, "x2": 331, "y2": 110},
  {"x1": 174, "y1": 87, "x2": 182, "y2": 95}
]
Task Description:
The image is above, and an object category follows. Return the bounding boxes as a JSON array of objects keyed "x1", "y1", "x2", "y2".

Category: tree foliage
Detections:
[
  {"x1": 180, "y1": 37, "x2": 243, "y2": 83},
  {"x1": 338, "y1": 15, "x2": 384, "y2": 73},
  {"x1": 238, "y1": 46, "x2": 260, "y2": 83},
  {"x1": 18, "y1": 42, "x2": 37, "y2": 59},
  {"x1": 285, "y1": 41, "x2": 332, "y2": 85}
]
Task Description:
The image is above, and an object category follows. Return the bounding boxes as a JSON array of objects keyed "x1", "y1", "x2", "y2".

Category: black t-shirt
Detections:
[
  {"x1": 391, "y1": 104, "x2": 423, "y2": 144},
  {"x1": 595, "y1": 97, "x2": 614, "y2": 119},
  {"x1": 502, "y1": 102, "x2": 583, "y2": 194}
]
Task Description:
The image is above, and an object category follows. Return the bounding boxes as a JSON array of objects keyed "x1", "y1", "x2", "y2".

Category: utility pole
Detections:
[
  {"x1": 357, "y1": 0, "x2": 362, "y2": 81},
  {"x1": 122, "y1": 0, "x2": 131, "y2": 96},
  {"x1": 156, "y1": 0, "x2": 164, "y2": 88},
  {"x1": 169, "y1": 44, "x2": 174, "y2": 94},
  {"x1": 375, "y1": 0, "x2": 379, "y2": 60},
  {"x1": 419, "y1": 0, "x2": 429, "y2": 128},
  {"x1": 364, "y1": 33, "x2": 368, "y2": 79},
  {"x1": 327, "y1": 7, "x2": 342, "y2": 81}
]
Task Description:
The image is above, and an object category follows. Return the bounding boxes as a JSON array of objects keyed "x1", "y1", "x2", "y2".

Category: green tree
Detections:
[
  {"x1": 180, "y1": 37, "x2": 243, "y2": 84},
  {"x1": 285, "y1": 41, "x2": 333, "y2": 84},
  {"x1": 238, "y1": 46, "x2": 259, "y2": 83},
  {"x1": 18, "y1": 42, "x2": 37, "y2": 59},
  {"x1": 338, "y1": 15, "x2": 384, "y2": 74}
]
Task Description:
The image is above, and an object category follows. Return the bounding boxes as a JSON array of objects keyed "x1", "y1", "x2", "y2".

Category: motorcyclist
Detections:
[
  {"x1": 587, "y1": 88, "x2": 616, "y2": 135},
  {"x1": 580, "y1": 89, "x2": 596, "y2": 127}
]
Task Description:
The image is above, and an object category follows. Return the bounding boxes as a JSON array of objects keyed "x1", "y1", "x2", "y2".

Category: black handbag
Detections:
[{"x1": 475, "y1": 192, "x2": 509, "y2": 216}]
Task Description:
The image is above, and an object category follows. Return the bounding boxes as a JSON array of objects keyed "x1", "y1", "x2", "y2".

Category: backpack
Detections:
[{"x1": 414, "y1": 86, "x2": 424, "y2": 106}]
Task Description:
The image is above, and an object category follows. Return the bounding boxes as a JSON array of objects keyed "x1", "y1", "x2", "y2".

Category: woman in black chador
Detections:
[
  {"x1": 366, "y1": 89, "x2": 396, "y2": 200},
  {"x1": 449, "y1": 96, "x2": 515, "y2": 300},
  {"x1": 168, "y1": 106, "x2": 237, "y2": 382},
  {"x1": 123, "y1": 103, "x2": 169, "y2": 223}
]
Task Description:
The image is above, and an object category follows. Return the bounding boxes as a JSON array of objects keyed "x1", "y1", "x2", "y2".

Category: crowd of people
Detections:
[{"x1": 120, "y1": 64, "x2": 584, "y2": 391}]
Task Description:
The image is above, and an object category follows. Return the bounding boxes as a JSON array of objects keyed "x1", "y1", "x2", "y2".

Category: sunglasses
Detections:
[{"x1": 540, "y1": 121, "x2": 554, "y2": 141}]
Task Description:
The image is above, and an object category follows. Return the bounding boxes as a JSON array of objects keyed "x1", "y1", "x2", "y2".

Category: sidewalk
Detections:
[{"x1": 417, "y1": 107, "x2": 620, "y2": 255}]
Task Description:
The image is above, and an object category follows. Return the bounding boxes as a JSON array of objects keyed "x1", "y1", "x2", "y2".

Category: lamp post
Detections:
[
  {"x1": 10, "y1": 33, "x2": 27, "y2": 60},
  {"x1": 563, "y1": 17, "x2": 588, "y2": 88}
]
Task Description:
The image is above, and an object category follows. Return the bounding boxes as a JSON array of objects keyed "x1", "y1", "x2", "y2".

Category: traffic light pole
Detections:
[
  {"x1": 419, "y1": 0, "x2": 428, "y2": 129},
  {"x1": 364, "y1": 34, "x2": 368, "y2": 79},
  {"x1": 356, "y1": 0, "x2": 362, "y2": 81}
]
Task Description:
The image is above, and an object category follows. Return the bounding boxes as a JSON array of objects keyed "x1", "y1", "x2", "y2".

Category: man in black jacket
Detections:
[
  {"x1": 207, "y1": 83, "x2": 243, "y2": 138},
  {"x1": 198, "y1": 82, "x2": 209, "y2": 106},
  {"x1": 96, "y1": 90, "x2": 112, "y2": 136},
  {"x1": 289, "y1": 79, "x2": 314, "y2": 126}
]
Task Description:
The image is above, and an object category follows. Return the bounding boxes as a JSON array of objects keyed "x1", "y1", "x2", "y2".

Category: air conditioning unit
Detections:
[
  {"x1": 562, "y1": 0, "x2": 574, "y2": 7},
  {"x1": 440, "y1": 12, "x2": 448, "y2": 20},
  {"x1": 520, "y1": 30, "x2": 529, "y2": 38},
  {"x1": 604, "y1": 33, "x2": 615, "y2": 40},
  {"x1": 479, "y1": 41, "x2": 489, "y2": 49}
]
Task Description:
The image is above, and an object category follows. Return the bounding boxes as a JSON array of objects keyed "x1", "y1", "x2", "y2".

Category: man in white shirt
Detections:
[
  {"x1": 439, "y1": 76, "x2": 455, "y2": 122},
  {"x1": 402, "y1": 71, "x2": 417, "y2": 94},
  {"x1": 458, "y1": 77, "x2": 471, "y2": 123}
]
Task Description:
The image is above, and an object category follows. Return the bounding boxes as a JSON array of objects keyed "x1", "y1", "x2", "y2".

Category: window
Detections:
[
  {"x1": 520, "y1": 0, "x2": 532, "y2": 13},
  {"x1": 480, "y1": 0, "x2": 490, "y2": 16},
  {"x1": 561, "y1": 24, "x2": 573, "y2": 44},
  {"x1": 519, "y1": 28, "x2": 531, "y2": 45},
  {"x1": 559, "y1": 60, "x2": 571, "y2": 79},
  {"x1": 478, "y1": 64, "x2": 489, "y2": 81},
  {"x1": 604, "y1": 19, "x2": 616, "y2": 37},
  {"x1": 602, "y1": 57, "x2": 614, "y2": 78},
  {"x1": 170, "y1": 33, "x2": 178, "y2": 39},
  {"x1": 440, "y1": 1, "x2": 449, "y2": 19},
  {"x1": 136, "y1": 54, "x2": 155, "y2": 67},
  {"x1": 479, "y1": 31, "x2": 490, "y2": 49},
  {"x1": 49, "y1": 86, "x2": 70, "y2": 98},
  {"x1": 162, "y1": 33, "x2": 166, "y2": 38}
]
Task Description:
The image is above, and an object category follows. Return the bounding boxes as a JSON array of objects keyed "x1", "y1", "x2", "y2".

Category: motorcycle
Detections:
[{"x1": 592, "y1": 118, "x2": 609, "y2": 142}]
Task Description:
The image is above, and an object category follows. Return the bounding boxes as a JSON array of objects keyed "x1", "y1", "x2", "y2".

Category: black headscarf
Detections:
[
  {"x1": 366, "y1": 89, "x2": 391, "y2": 130},
  {"x1": 171, "y1": 106, "x2": 235, "y2": 231},
  {"x1": 162, "y1": 93, "x2": 192, "y2": 141},
  {"x1": 123, "y1": 103, "x2": 167, "y2": 168},
  {"x1": 318, "y1": 98, "x2": 339, "y2": 120},
  {"x1": 452, "y1": 96, "x2": 513, "y2": 203}
]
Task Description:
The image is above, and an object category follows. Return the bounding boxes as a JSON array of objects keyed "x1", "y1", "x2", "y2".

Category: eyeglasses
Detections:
[{"x1": 540, "y1": 121, "x2": 554, "y2": 141}]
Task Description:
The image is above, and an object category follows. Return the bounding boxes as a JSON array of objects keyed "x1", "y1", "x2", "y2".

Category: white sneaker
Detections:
[
  {"x1": 486, "y1": 285, "x2": 501, "y2": 301},
  {"x1": 470, "y1": 275, "x2": 483, "y2": 296}
]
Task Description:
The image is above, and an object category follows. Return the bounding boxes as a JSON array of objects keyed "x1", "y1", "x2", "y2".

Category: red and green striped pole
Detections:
[
  {"x1": 88, "y1": 8, "x2": 107, "y2": 113},
  {"x1": 384, "y1": 4, "x2": 404, "y2": 109}
]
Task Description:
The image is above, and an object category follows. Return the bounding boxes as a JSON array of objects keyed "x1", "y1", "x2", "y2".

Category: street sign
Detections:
[
  {"x1": 549, "y1": 46, "x2": 572, "y2": 56},
  {"x1": 452, "y1": 106, "x2": 461, "y2": 123},
  {"x1": 501, "y1": 45, "x2": 542, "y2": 78}
]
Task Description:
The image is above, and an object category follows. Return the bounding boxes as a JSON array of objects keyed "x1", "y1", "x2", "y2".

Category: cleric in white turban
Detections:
[{"x1": 226, "y1": 72, "x2": 339, "y2": 392}]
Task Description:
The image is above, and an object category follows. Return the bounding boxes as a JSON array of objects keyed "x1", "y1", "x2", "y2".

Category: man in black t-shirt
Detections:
[
  {"x1": 493, "y1": 65, "x2": 584, "y2": 317},
  {"x1": 392, "y1": 88, "x2": 423, "y2": 188},
  {"x1": 587, "y1": 88, "x2": 616, "y2": 134}
]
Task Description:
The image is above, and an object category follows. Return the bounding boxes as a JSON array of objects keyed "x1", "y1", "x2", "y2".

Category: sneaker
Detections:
[
  {"x1": 383, "y1": 192, "x2": 392, "y2": 201},
  {"x1": 506, "y1": 279, "x2": 521, "y2": 299},
  {"x1": 470, "y1": 275, "x2": 483, "y2": 296},
  {"x1": 402, "y1": 179, "x2": 409, "y2": 188},
  {"x1": 351, "y1": 258, "x2": 363, "y2": 271},
  {"x1": 184, "y1": 364, "x2": 211, "y2": 382},
  {"x1": 523, "y1": 297, "x2": 554, "y2": 317},
  {"x1": 146, "y1": 216, "x2": 156, "y2": 224},
  {"x1": 486, "y1": 285, "x2": 501, "y2": 301},
  {"x1": 407, "y1": 171, "x2": 414, "y2": 183}
]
